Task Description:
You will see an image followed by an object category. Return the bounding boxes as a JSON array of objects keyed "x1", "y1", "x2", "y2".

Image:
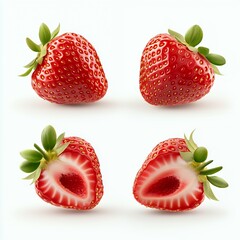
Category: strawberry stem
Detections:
[{"x1": 34, "y1": 143, "x2": 50, "y2": 161}]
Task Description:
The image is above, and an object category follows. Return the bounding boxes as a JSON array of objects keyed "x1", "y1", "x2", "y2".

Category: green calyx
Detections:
[
  {"x1": 20, "y1": 125, "x2": 70, "y2": 183},
  {"x1": 168, "y1": 25, "x2": 226, "y2": 75},
  {"x1": 193, "y1": 147, "x2": 208, "y2": 163},
  {"x1": 180, "y1": 131, "x2": 228, "y2": 201},
  {"x1": 19, "y1": 23, "x2": 60, "y2": 77}
]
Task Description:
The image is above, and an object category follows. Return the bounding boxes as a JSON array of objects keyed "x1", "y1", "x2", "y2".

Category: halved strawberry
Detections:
[
  {"x1": 133, "y1": 132, "x2": 228, "y2": 211},
  {"x1": 20, "y1": 126, "x2": 103, "y2": 210}
]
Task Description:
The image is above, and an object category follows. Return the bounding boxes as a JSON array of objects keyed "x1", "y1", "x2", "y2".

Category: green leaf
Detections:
[
  {"x1": 55, "y1": 132, "x2": 65, "y2": 148},
  {"x1": 184, "y1": 131, "x2": 198, "y2": 154},
  {"x1": 189, "y1": 130, "x2": 198, "y2": 149},
  {"x1": 184, "y1": 134, "x2": 195, "y2": 153},
  {"x1": 26, "y1": 38, "x2": 41, "y2": 52},
  {"x1": 32, "y1": 167, "x2": 41, "y2": 183},
  {"x1": 193, "y1": 147, "x2": 208, "y2": 163},
  {"x1": 180, "y1": 151, "x2": 193, "y2": 162},
  {"x1": 20, "y1": 149, "x2": 43, "y2": 162},
  {"x1": 207, "y1": 176, "x2": 228, "y2": 188},
  {"x1": 24, "y1": 58, "x2": 37, "y2": 68},
  {"x1": 200, "y1": 166, "x2": 223, "y2": 175},
  {"x1": 19, "y1": 66, "x2": 34, "y2": 77},
  {"x1": 39, "y1": 23, "x2": 51, "y2": 45},
  {"x1": 203, "y1": 181, "x2": 218, "y2": 201},
  {"x1": 196, "y1": 160, "x2": 213, "y2": 171},
  {"x1": 55, "y1": 142, "x2": 70, "y2": 155},
  {"x1": 185, "y1": 25, "x2": 203, "y2": 47},
  {"x1": 51, "y1": 24, "x2": 60, "y2": 39},
  {"x1": 211, "y1": 64, "x2": 222, "y2": 75},
  {"x1": 36, "y1": 45, "x2": 47, "y2": 65},
  {"x1": 23, "y1": 172, "x2": 36, "y2": 180},
  {"x1": 23, "y1": 167, "x2": 42, "y2": 183},
  {"x1": 41, "y1": 125, "x2": 57, "y2": 151},
  {"x1": 198, "y1": 46, "x2": 209, "y2": 56},
  {"x1": 168, "y1": 29, "x2": 186, "y2": 44},
  {"x1": 206, "y1": 53, "x2": 226, "y2": 66},
  {"x1": 20, "y1": 161, "x2": 40, "y2": 173},
  {"x1": 187, "y1": 46, "x2": 197, "y2": 52}
]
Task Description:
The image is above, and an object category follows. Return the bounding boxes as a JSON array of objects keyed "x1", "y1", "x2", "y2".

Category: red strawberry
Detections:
[
  {"x1": 20, "y1": 125, "x2": 103, "y2": 210},
  {"x1": 140, "y1": 25, "x2": 226, "y2": 106},
  {"x1": 20, "y1": 23, "x2": 108, "y2": 104},
  {"x1": 133, "y1": 131, "x2": 228, "y2": 211}
]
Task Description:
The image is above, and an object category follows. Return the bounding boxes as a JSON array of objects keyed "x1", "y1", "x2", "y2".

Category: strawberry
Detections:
[
  {"x1": 139, "y1": 25, "x2": 226, "y2": 106},
  {"x1": 133, "y1": 131, "x2": 228, "y2": 211},
  {"x1": 20, "y1": 125, "x2": 103, "y2": 210},
  {"x1": 20, "y1": 23, "x2": 108, "y2": 104}
]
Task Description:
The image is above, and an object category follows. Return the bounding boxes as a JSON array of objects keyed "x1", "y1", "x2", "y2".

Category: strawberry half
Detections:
[
  {"x1": 140, "y1": 25, "x2": 226, "y2": 106},
  {"x1": 20, "y1": 23, "x2": 108, "y2": 104},
  {"x1": 133, "y1": 131, "x2": 228, "y2": 211},
  {"x1": 20, "y1": 125, "x2": 103, "y2": 210}
]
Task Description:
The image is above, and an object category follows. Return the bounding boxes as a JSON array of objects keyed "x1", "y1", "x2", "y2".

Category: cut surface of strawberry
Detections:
[
  {"x1": 20, "y1": 126, "x2": 103, "y2": 210},
  {"x1": 133, "y1": 132, "x2": 228, "y2": 211},
  {"x1": 134, "y1": 152, "x2": 204, "y2": 211}
]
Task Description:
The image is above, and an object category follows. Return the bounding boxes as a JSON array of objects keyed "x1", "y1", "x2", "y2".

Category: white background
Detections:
[{"x1": 1, "y1": 0, "x2": 240, "y2": 239}]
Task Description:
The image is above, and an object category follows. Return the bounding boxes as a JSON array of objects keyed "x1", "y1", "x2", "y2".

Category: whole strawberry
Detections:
[
  {"x1": 133, "y1": 131, "x2": 228, "y2": 211},
  {"x1": 20, "y1": 23, "x2": 108, "y2": 104},
  {"x1": 20, "y1": 125, "x2": 103, "y2": 210},
  {"x1": 139, "y1": 25, "x2": 226, "y2": 106}
]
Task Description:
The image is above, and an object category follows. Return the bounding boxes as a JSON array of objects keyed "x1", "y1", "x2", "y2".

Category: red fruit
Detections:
[
  {"x1": 140, "y1": 25, "x2": 226, "y2": 106},
  {"x1": 133, "y1": 132, "x2": 228, "y2": 211},
  {"x1": 21, "y1": 23, "x2": 108, "y2": 104},
  {"x1": 20, "y1": 126, "x2": 103, "y2": 210}
]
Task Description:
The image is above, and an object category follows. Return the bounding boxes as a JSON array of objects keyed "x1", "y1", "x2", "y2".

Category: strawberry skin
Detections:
[
  {"x1": 133, "y1": 138, "x2": 204, "y2": 211},
  {"x1": 35, "y1": 137, "x2": 103, "y2": 210},
  {"x1": 21, "y1": 24, "x2": 108, "y2": 104},
  {"x1": 139, "y1": 25, "x2": 226, "y2": 106},
  {"x1": 140, "y1": 35, "x2": 214, "y2": 106},
  {"x1": 32, "y1": 33, "x2": 107, "y2": 104}
]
